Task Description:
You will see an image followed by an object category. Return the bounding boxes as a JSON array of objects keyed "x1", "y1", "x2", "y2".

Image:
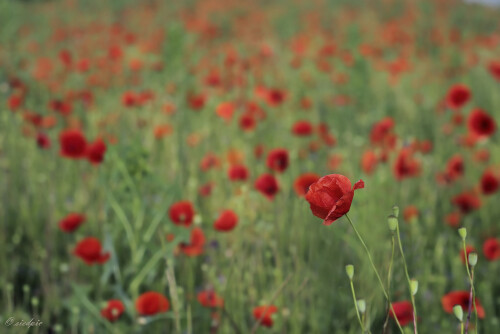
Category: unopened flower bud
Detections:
[
  {"x1": 453, "y1": 305, "x2": 463, "y2": 322},
  {"x1": 357, "y1": 299, "x2": 366, "y2": 314},
  {"x1": 468, "y1": 253, "x2": 478, "y2": 267},
  {"x1": 410, "y1": 279, "x2": 419, "y2": 296},
  {"x1": 388, "y1": 215, "x2": 398, "y2": 231},
  {"x1": 458, "y1": 228, "x2": 467, "y2": 240},
  {"x1": 345, "y1": 265, "x2": 354, "y2": 280}
]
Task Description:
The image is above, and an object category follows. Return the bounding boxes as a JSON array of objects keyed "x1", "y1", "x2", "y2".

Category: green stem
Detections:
[
  {"x1": 349, "y1": 279, "x2": 365, "y2": 332},
  {"x1": 382, "y1": 236, "x2": 396, "y2": 334},
  {"x1": 461, "y1": 240, "x2": 478, "y2": 332},
  {"x1": 396, "y1": 224, "x2": 418, "y2": 334},
  {"x1": 345, "y1": 214, "x2": 404, "y2": 334}
]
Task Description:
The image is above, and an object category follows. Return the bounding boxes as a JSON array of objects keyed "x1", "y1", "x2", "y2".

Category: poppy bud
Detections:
[
  {"x1": 345, "y1": 264, "x2": 354, "y2": 280},
  {"x1": 453, "y1": 305, "x2": 463, "y2": 322},
  {"x1": 357, "y1": 299, "x2": 366, "y2": 314},
  {"x1": 410, "y1": 279, "x2": 419, "y2": 296},
  {"x1": 458, "y1": 227, "x2": 467, "y2": 240},
  {"x1": 388, "y1": 215, "x2": 398, "y2": 231},
  {"x1": 468, "y1": 253, "x2": 478, "y2": 267}
]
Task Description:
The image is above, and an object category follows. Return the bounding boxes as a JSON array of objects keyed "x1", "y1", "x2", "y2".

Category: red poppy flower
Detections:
[
  {"x1": 121, "y1": 92, "x2": 137, "y2": 107},
  {"x1": 86, "y1": 138, "x2": 107, "y2": 165},
  {"x1": 228, "y1": 165, "x2": 249, "y2": 181},
  {"x1": 292, "y1": 120, "x2": 313, "y2": 136},
  {"x1": 445, "y1": 212, "x2": 461, "y2": 228},
  {"x1": 59, "y1": 213, "x2": 85, "y2": 233},
  {"x1": 101, "y1": 300, "x2": 125, "y2": 322},
  {"x1": 403, "y1": 206, "x2": 419, "y2": 222},
  {"x1": 419, "y1": 140, "x2": 433, "y2": 154},
  {"x1": 216, "y1": 102, "x2": 235, "y2": 121},
  {"x1": 305, "y1": 174, "x2": 364, "y2": 225},
  {"x1": 393, "y1": 148, "x2": 421, "y2": 181},
  {"x1": 213, "y1": 210, "x2": 238, "y2": 232},
  {"x1": 36, "y1": 133, "x2": 51, "y2": 149},
  {"x1": 487, "y1": 61, "x2": 500, "y2": 81},
  {"x1": 452, "y1": 191, "x2": 481, "y2": 214},
  {"x1": 197, "y1": 290, "x2": 224, "y2": 308},
  {"x1": 361, "y1": 150, "x2": 378, "y2": 175},
  {"x1": 460, "y1": 245, "x2": 476, "y2": 264},
  {"x1": 74, "y1": 237, "x2": 110, "y2": 265},
  {"x1": 266, "y1": 89, "x2": 286, "y2": 106},
  {"x1": 169, "y1": 201, "x2": 195, "y2": 227},
  {"x1": 199, "y1": 182, "x2": 214, "y2": 197},
  {"x1": 239, "y1": 113, "x2": 256, "y2": 132},
  {"x1": 446, "y1": 84, "x2": 471, "y2": 110},
  {"x1": 266, "y1": 149, "x2": 289, "y2": 173},
  {"x1": 293, "y1": 173, "x2": 320, "y2": 197},
  {"x1": 370, "y1": 117, "x2": 395, "y2": 146},
  {"x1": 200, "y1": 152, "x2": 220, "y2": 171},
  {"x1": 445, "y1": 155, "x2": 465, "y2": 182},
  {"x1": 8, "y1": 94, "x2": 23, "y2": 111},
  {"x1": 389, "y1": 301, "x2": 414, "y2": 326},
  {"x1": 253, "y1": 305, "x2": 278, "y2": 327},
  {"x1": 187, "y1": 93, "x2": 206, "y2": 110},
  {"x1": 179, "y1": 228, "x2": 205, "y2": 256},
  {"x1": 442, "y1": 291, "x2": 485, "y2": 319},
  {"x1": 59, "y1": 129, "x2": 87, "y2": 159},
  {"x1": 49, "y1": 100, "x2": 72, "y2": 115},
  {"x1": 483, "y1": 238, "x2": 500, "y2": 261},
  {"x1": 467, "y1": 108, "x2": 496, "y2": 139},
  {"x1": 135, "y1": 292, "x2": 170, "y2": 316},
  {"x1": 254, "y1": 174, "x2": 279, "y2": 200},
  {"x1": 480, "y1": 170, "x2": 499, "y2": 195}
]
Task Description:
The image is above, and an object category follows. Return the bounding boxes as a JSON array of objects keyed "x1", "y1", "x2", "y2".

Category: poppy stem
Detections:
[
  {"x1": 464, "y1": 268, "x2": 474, "y2": 334},
  {"x1": 461, "y1": 240, "x2": 478, "y2": 333},
  {"x1": 348, "y1": 278, "x2": 365, "y2": 332},
  {"x1": 395, "y1": 224, "x2": 418, "y2": 334},
  {"x1": 345, "y1": 214, "x2": 405, "y2": 334},
  {"x1": 382, "y1": 235, "x2": 396, "y2": 334}
]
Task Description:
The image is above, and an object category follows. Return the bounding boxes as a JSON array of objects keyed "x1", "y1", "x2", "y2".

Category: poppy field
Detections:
[{"x1": 1, "y1": 0, "x2": 500, "y2": 333}]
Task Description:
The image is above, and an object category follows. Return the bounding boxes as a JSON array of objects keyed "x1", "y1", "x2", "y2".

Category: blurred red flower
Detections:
[
  {"x1": 292, "y1": 120, "x2": 313, "y2": 136},
  {"x1": 266, "y1": 148, "x2": 289, "y2": 173},
  {"x1": 480, "y1": 170, "x2": 499, "y2": 195},
  {"x1": 253, "y1": 305, "x2": 278, "y2": 327},
  {"x1": 467, "y1": 108, "x2": 496, "y2": 139},
  {"x1": 483, "y1": 238, "x2": 500, "y2": 261},
  {"x1": 36, "y1": 133, "x2": 51, "y2": 149},
  {"x1": 169, "y1": 201, "x2": 195, "y2": 227},
  {"x1": 228, "y1": 165, "x2": 249, "y2": 181},
  {"x1": 361, "y1": 150, "x2": 378, "y2": 175},
  {"x1": 59, "y1": 129, "x2": 87, "y2": 159},
  {"x1": 452, "y1": 191, "x2": 481, "y2": 214},
  {"x1": 393, "y1": 148, "x2": 420, "y2": 181},
  {"x1": 305, "y1": 174, "x2": 364, "y2": 225},
  {"x1": 59, "y1": 213, "x2": 85, "y2": 233},
  {"x1": 101, "y1": 300, "x2": 125, "y2": 322},
  {"x1": 179, "y1": 228, "x2": 205, "y2": 256},
  {"x1": 197, "y1": 290, "x2": 224, "y2": 308},
  {"x1": 86, "y1": 138, "x2": 107, "y2": 165},
  {"x1": 214, "y1": 210, "x2": 238, "y2": 232},
  {"x1": 254, "y1": 173, "x2": 279, "y2": 200},
  {"x1": 390, "y1": 301, "x2": 414, "y2": 326},
  {"x1": 446, "y1": 84, "x2": 471, "y2": 110},
  {"x1": 74, "y1": 237, "x2": 110, "y2": 265},
  {"x1": 442, "y1": 291, "x2": 485, "y2": 319},
  {"x1": 135, "y1": 292, "x2": 170, "y2": 316}
]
